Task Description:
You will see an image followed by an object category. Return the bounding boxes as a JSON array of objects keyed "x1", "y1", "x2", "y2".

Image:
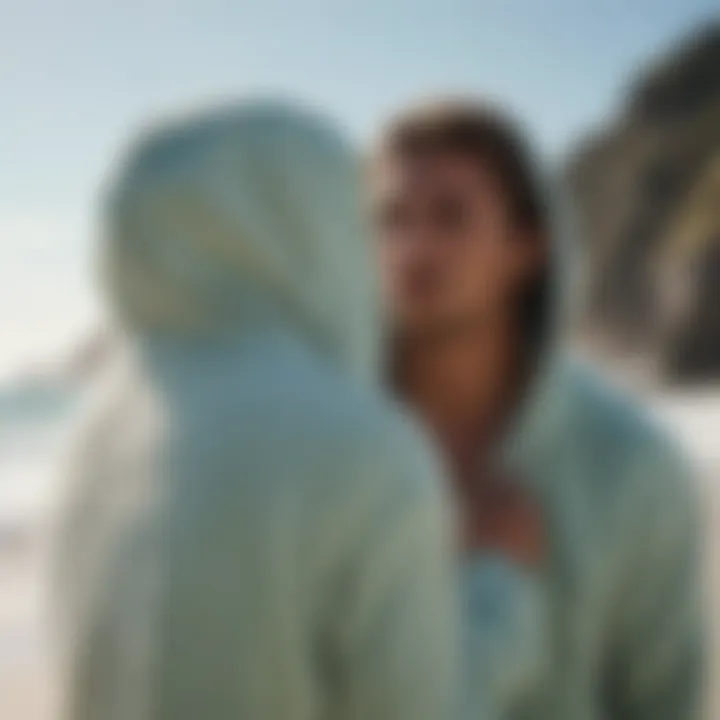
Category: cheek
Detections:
[
  {"x1": 377, "y1": 234, "x2": 438, "y2": 281},
  {"x1": 454, "y1": 240, "x2": 513, "y2": 306}
]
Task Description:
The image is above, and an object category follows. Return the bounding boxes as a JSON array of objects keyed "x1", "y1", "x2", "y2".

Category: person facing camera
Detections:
[{"x1": 370, "y1": 98, "x2": 705, "y2": 720}]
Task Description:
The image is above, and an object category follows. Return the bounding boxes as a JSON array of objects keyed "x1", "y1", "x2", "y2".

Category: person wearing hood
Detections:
[
  {"x1": 369, "y1": 99, "x2": 705, "y2": 719},
  {"x1": 55, "y1": 101, "x2": 461, "y2": 720}
]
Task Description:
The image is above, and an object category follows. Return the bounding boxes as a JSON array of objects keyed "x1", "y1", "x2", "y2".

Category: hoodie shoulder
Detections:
[
  {"x1": 174, "y1": 348, "x2": 446, "y2": 509},
  {"x1": 564, "y1": 363, "x2": 685, "y2": 455},
  {"x1": 561, "y1": 362, "x2": 698, "y2": 515},
  {"x1": 310, "y1": 371, "x2": 447, "y2": 501}
]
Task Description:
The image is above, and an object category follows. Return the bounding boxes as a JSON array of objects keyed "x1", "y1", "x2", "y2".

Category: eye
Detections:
[{"x1": 433, "y1": 195, "x2": 468, "y2": 234}]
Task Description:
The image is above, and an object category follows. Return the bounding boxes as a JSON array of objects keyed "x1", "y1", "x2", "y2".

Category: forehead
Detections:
[{"x1": 371, "y1": 150, "x2": 502, "y2": 202}]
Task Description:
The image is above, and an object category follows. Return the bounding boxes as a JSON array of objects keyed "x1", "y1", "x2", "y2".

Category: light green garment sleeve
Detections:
[{"x1": 608, "y1": 448, "x2": 705, "y2": 720}]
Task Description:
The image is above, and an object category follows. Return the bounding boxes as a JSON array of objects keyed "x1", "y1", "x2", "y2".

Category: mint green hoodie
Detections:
[
  {"x1": 458, "y1": 200, "x2": 705, "y2": 718},
  {"x1": 465, "y1": 360, "x2": 705, "y2": 720},
  {"x1": 55, "y1": 102, "x2": 461, "y2": 720}
]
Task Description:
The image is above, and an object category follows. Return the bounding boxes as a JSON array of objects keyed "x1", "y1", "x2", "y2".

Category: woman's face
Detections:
[{"x1": 370, "y1": 150, "x2": 542, "y2": 339}]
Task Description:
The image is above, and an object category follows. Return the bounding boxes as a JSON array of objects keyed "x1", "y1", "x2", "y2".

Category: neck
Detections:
[{"x1": 396, "y1": 314, "x2": 522, "y2": 480}]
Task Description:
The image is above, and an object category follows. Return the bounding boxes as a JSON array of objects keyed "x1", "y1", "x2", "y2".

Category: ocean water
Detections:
[{"x1": 0, "y1": 384, "x2": 79, "y2": 536}]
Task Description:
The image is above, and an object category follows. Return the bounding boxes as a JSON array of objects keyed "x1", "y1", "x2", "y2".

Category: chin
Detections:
[
  {"x1": 393, "y1": 307, "x2": 491, "y2": 343},
  {"x1": 393, "y1": 312, "x2": 457, "y2": 341}
]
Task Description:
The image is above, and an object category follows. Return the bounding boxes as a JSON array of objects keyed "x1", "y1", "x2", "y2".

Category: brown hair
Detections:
[
  {"x1": 375, "y1": 98, "x2": 554, "y2": 377},
  {"x1": 373, "y1": 98, "x2": 549, "y2": 236}
]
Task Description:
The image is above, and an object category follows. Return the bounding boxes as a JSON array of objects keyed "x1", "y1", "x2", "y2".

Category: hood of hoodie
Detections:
[
  {"x1": 499, "y1": 176, "x2": 582, "y2": 472},
  {"x1": 102, "y1": 100, "x2": 377, "y2": 382}
]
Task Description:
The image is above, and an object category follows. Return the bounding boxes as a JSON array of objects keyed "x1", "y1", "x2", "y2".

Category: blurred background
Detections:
[{"x1": 1, "y1": 1, "x2": 719, "y2": 718}]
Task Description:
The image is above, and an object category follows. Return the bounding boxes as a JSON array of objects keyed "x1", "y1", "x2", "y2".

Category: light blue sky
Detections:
[{"x1": 1, "y1": 0, "x2": 718, "y2": 375}]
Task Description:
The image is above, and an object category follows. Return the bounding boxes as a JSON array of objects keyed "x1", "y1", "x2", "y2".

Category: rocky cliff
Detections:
[{"x1": 566, "y1": 23, "x2": 720, "y2": 382}]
